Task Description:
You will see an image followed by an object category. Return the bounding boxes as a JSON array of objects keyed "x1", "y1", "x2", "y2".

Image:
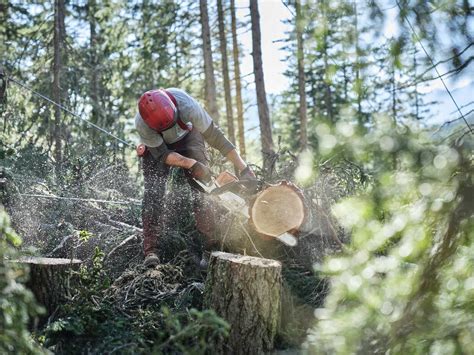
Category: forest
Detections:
[{"x1": 1, "y1": 0, "x2": 473, "y2": 354}]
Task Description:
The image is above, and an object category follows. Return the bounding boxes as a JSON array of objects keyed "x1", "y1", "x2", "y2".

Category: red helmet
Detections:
[{"x1": 138, "y1": 89, "x2": 178, "y2": 132}]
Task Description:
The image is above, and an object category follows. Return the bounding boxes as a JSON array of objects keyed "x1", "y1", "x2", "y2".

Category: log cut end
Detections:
[
  {"x1": 211, "y1": 251, "x2": 281, "y2": 268},
  {"x1": 250, "y1": 181, "x2": 306, "y2": 237}
]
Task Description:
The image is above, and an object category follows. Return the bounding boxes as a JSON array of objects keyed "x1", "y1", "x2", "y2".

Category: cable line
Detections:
[
  {"x1": 395, "y1": 1, "x2": 472, "y2": 134},
  {"x1": 18, "y1": 193, "x2": 141, "y2": 206},
  {"x1": 3, "y1": 73, "x2": 135, "y2": 147}
]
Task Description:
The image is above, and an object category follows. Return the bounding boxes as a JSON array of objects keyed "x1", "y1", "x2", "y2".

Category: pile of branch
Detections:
[
  {"x1": 107, "y1": 263, "x2": 184, "y2": 310},
  {"x1": 105, "y1": 251, "x2": 204, "y2": 314}
]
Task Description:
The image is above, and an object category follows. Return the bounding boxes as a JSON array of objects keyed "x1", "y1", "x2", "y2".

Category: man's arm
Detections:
[
  {"x1": 165, "y1": 152, "x2": 212, "y2": 183},
  {"x1": 166, "y1": 149, "x2": 252, "y2": 178},
  {"x1": 226, "y1": 149, "x2": 247, "y2": 174},
  {"x1": 164, "y1": 151, "x2": 196, "y2": 169}
]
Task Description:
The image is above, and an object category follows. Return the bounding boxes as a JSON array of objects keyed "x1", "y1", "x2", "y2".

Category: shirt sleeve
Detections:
[
  {"x1": 167, "y1": 88, "x2": 235, "y2": 156},
  {"x1": 167, "y1": 88, "x2": 213, "y2": 133},
  {"x1": 134, "y1": 112, "x2": 164, "y2": 148},
  {"x1": 201, "y1": 122, "x2": 235, "y2": 156}
]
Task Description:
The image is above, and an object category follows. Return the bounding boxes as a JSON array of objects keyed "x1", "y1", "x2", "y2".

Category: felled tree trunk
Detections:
[
  {"x1": 17, "y1": 257, "x2": 82, "y2": 318},
  {"x1": 250, "y1": 181, "x2": 307, "y2": 240},
  {"x1": 205, "y1": 252, "x2": 282, "y2": 354}
]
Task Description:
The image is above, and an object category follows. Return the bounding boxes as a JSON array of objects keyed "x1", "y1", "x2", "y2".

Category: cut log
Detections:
[
  {"x1": 15, "y1": 257, "x2": 82, "y2": 319},
  {"x1": 250, "y1": 181, "x2": 307, "y2": 239},
  {"x1": 205, "y1": 252, "x2": 282, "y2": 354}
]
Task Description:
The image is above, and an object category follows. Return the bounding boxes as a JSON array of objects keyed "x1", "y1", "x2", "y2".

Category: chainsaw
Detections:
[{"x1": 193, "y1": 171, "x2": 260, "y2": 217}]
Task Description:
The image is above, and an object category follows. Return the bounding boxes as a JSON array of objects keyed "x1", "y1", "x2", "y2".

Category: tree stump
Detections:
[
  {"x1": 205, "y1": 252, "x2": 282, "y2": 354},
  {"x1": 16, "y1": 257, "x2": 82, "y2": 319}
]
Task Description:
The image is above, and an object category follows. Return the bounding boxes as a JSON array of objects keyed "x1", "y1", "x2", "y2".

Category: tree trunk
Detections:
[
  {"x1": 0, "y1": 3, "x2": 7, "y2": 57},
  {"x1": 17, "y1": 257, "x2": 82, "y2": 320},
  {"x1": 295, "y1": 0, "x2": 308, "y2": 150},
  {"x1": 89, "y1": 0, "x2": 98, "y2": 102},
  {"x1": 321, "y1": 3, "x2": 334, "y2": 122},
  {"x1": 250, "y1": 0, "x2": 275, "y2": 173},
  {"x1": 391, "y1": 59, "x2": 397, "y2": 122},
  {"x1": 53, "y1": 0, "x2": 66, "y2": 171},
  {"x1": 199, "y1": 0, "x2": 220, "y2": 122},
  {"x1": 353, "y1": 1, "x2": 363, "y2": 125},
  {"x1": 88, "y1": 0, "x2": 110, "y2": 135},
  {"x1": 323, "y1": 50, "x2": 334, "y2": 122},
  {"x1": 413, "y1": 47, "x2": 420, "y2": 120},
  {"x1": 217, "y1": 0, "x2": 236, "y2": 144},
  {"x1": 250, "y1": 181, "x2": 307, "y2": 239},
  {"x1": 309, "y1": 62, "x2": 318, "y2": 119},
  {"x1": 205, "y1": 252, "x2": 281, "y2": 354},
  {"x1": 230, "y1": 0, "x2": 246, "y2": 158}
]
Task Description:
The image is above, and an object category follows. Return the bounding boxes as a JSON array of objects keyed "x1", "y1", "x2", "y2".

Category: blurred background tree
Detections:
[{"x1": 304, "y1": 113, "x2": 473, "y2": 353}]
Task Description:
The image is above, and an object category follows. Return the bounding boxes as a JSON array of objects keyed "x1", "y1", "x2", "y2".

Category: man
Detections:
[{"x1": 135, "y1": 88, "x2": 255, "y2": 267}]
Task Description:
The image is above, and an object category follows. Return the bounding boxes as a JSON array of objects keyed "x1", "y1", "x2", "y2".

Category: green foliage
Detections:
[
  {"x1": 152, "y1": 307, "x2": 230, "y2": 354},
  {"x1": 0, "y1": 207, "x2": 45, "y2": 354},
  {"x1": 303, "y1": 114, "x2": 473, "y2": 353},
  {"x1": 42, "y1": 247, "x2": 115, "y2": 352},
  {"x1": 78, "y1": 229, "x2": 93, "y2": 242}
]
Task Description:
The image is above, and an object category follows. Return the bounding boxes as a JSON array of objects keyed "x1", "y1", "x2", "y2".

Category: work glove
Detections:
[
  {"x1": 239, "y1": 166, "x2": 257, "y2": 180},
  {"x1": 189, "y1": 161, "x2": 212, "y2": 184}
]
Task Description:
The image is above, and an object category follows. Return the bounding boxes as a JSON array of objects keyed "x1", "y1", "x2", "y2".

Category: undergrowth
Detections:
[{"x1": 41, "y1": 248, "x2": 229, "y2": 354}]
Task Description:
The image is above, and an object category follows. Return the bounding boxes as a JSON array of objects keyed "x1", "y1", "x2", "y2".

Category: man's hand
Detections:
[
  {"x1": 225, "y1": 149, "x2": 257, "y2": 180},
  {"x1": 239, "y1": 166, "x2": 257, "y2": 180},
  {"x1": 189, "y1": 161, "x2": 212, "y2": 184}
]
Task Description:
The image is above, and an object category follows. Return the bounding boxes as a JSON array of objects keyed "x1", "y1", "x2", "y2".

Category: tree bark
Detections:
[
  {"x1": 323, "y1": 51, "x2": 334, "y2": 122},
  {"x1": 353, "y1": 1, "x2": 363, "y2": 125},
  {"x1": 230, "y1": 0, "x2": 246, "y2": 158},
  {"x1": 205, "y1": 252, "x2": 281, "y2": 354},
  {"x1": 391, "y1": 59, "x2": 397, "y2": 122},
  {"x1": 217, "y1": 0, "x2": 236, "y2": 144},
  {"x1": 199, "y1": 0, "x2": 220, "y2": 122},
  {"x1": 17, "y1": 257, "x2": 82, "y2": 320},
  {"x1": 295, "y1": 0, "x2": 308, "y2": 150},
  {"x1": 413, "y1": 47, "x2": 420, "y2": 120},
  {"x1": 250, "y1": 0, "x2": 275, "y2": 173},
  {"x1": 320, "y1": 3, "x2": 334, "y2": 122},
  {"x1": 88, "y1": 0, "x2": 100, "y2": 127},
  {"x1": 0, "y1": 3, "x2": 7, "y2": 57},
  {"x1": 53, "y1": 0, "x2": 66, "y2": 171}
]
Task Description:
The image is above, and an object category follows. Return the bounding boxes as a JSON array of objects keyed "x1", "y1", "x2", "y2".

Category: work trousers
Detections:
[{"x1": 141, "y1": 129, "x2": 217, "y2": 256}]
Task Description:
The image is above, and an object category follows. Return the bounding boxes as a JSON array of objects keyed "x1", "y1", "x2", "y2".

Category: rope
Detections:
[
  {"x1": 18, "y1": 193, "x2": 141, "y2": 206},
  {"x1": 395, "y1": 1, "x2": 473, "y2": 134},
  {"x1": 3, "y1": 73, "x2": 135, "y2": 147}
]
